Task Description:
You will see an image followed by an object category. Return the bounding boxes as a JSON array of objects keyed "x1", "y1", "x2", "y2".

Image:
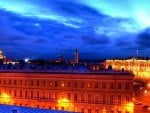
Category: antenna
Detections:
[{"x1": 136, "y1": 49, "x2": 139, "y2": 58}]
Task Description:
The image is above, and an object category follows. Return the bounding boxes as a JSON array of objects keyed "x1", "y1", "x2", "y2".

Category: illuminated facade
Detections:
[
  {"x1": 0, "y1": 71, "x2": 134, "y2": 113},
  {"x1": 105, "y1": 58, "x2": 150, "y2": 80}
]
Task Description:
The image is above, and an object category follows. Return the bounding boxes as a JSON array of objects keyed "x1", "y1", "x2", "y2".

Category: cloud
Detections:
[
  {"x1": 82, "y1": 35, "x2": 110, "y2": 45},
  {"x1": 136, "y1": 28, "x2": 150, "y2": 48}
]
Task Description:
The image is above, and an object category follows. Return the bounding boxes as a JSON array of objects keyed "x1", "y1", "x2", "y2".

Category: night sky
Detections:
[{"x1": 0, "y1": 0, "x2": 150, "y2": 59}]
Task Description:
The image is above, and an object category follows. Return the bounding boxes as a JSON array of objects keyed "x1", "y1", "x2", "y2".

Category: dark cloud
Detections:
[
  {"x1": 82, "y1": 35, "x2": 110, "y2": 45},
  {"x1": 136, "y1": 28, "x2": 150, "y2": 48}
]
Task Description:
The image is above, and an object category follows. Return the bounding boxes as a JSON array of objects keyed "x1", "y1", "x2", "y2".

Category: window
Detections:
[
  {"x1": 110, "y1": 83, "x2": 113, "y2": 89},
  {"x1": 55, "y1": 81, "x2": 58, "y2": 87},
  {"x1": 118, "y1": 83, "x2": 121, "y2": 89},
  {"x1": 14, "y1": 90, "x2": 17, "y2": 97},
  {"x1": 74, "y1": 93, "x2": 77, "y2": 102},
  {"x1": 74, "y1": 82, "x2": 77, "y2": 87},
  {"x1": 67, "y1": 82, "x2": 71, "y2": 87},
  {"x1": 3, "y1": 80, "x2": 6, "y2": 84},
  {"x1": 126, "y1": 96, "x2": 129, "y2": 103},
  {"x1": 49, "y1": 92, "x2": 51, "y2": 99},
  {"x1": 9, "y1": 80, "x2": 11, "y2": 85},
  {"x1": 88, "y1": 109, "x2": 91, "y2": 113},
  {"x1": 102, "y1": 83, "x2": 106, "y2": 89},
  {"x1": 81, "y1": 94, "x2": 84, "y2": 102},
  {"x1": 20, "y1": 90, "x2": 22, "y2": 98},
  {"x1": 88, "y1": 94, "x2": 91, "y2": 103},
  {"x1": 54, "y1": 92, "x2": 58, "y2": 100},
  {"x1": 31, "y1": 91, "x2": 33, "y2": 98},
  {"x1": 37, "y1": 91, "x2": 39, "y2": 98},
  {"x1": 61, "y1": 81, "x2": 65, "y2": 87},
  {"x1": 102, "y1": 95, "x2": 106, "y2": 104},
  {"x1": 43, "y1": 81, "x2": 45, "y2": 86},
  {"x1": 81, "y1": 108, "x2": 84, "y2": 113},
  {"x1": 81, "y1": 82, "x2": 84, "y2": 88},
  {"x1": 95, "y1": 109, "x2": 99, "y2": 113},
  {"x1": 126, "y1": 83, "x2": 129, "y2": 89},
  {"x1": 49, "y1": 81, "x2": 52, "y2": 87},
  {"x1": 25, "y1": 91, "x2": 28, "y2": 98},
  {"x1": 31, "y1": 81, "x2": 34, "y2": 86},
  {"x1": 118, "y1": 95, "x2": 121, "y2": 104},
  {"x1": 95, "y1": 94, "x2": 98, "y2": 104},
  {"x1": 110, "y1": 95, "x2": 113, "y2": 104},
  {"x1": 67, "y1": 93, "x2": 70, "y2": 100},
  {"x1": 43, "y1": 92, "x2": 45, "y2": 98},
  {"x1": 25, "y1": 80, "x2": 28, "y2": 85},
  {"x1": 95, "y1": 82, "x2": 98, "y2": 88},
  {"x1": 88, "y1": 82, "x2": 91, "y2": 88},
  {"x1": 36, "y1": 81, "x2": 39, "y2": 86},
  {"x1": 19, "y1": 80, "x2": 22, "y2": 85}
]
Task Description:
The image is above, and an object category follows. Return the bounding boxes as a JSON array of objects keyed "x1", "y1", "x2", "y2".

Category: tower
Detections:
[{"x1": 74, "y1": 49, "x2": 79, "y2": 64}]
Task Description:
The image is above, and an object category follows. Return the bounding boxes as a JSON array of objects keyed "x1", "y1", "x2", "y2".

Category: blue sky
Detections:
[{"x1": 0, "y1": 0, "x2": 150, "y2": 59}]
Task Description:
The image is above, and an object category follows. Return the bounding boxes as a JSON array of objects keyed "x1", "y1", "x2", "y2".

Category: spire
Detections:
[{"x1": 74, "y1": 49, "x2": 79, "y2": 64}]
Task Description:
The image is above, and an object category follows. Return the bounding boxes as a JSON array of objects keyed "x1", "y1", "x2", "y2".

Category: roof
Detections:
[{"x1": 0, "y1": 104, "x2": 77, "y2": 113}]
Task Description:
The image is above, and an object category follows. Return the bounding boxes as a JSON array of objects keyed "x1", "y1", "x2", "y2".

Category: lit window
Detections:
[
  {"x1": 88, "y1": 82, "x2": 91, "y2": 88},
  {"x1": 61, "y1": 81, "x2": 65, "y2": 87},
  {"x1": 49, "y1": 81, "x2": 52, "y2": 87}
]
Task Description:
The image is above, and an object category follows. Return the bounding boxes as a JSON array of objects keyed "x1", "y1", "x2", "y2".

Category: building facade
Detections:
[
  {"x1": 0, "y1": 71, "x2": 134, "y2": 113},
  {"x1": 105, "y1": 58, "x2": 150, "y2": 80}
]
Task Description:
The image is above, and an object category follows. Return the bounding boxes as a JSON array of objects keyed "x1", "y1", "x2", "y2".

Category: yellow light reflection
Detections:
[
  {"x1": 0, "y1": 93, "x2": 13, "y2": 104},
  {"x1": 57, "y1": 98, "x2": 74, "y2": 111},
  {"x1": 125, "y1": 103, "x2": 134, "y2": 113}
]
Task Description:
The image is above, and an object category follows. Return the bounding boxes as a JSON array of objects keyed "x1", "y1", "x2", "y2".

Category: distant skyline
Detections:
[{"x1": 0, "y1": 0, "x2": 150, "y2": 59}]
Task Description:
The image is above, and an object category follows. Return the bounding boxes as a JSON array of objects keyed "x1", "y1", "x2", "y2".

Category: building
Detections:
[
  {"x1": 105, "y1": 58, "x2": 150, "y2": 80},
  {"x1": 74, "y1": 49, "x2": 79, "y2": 64},
  {"x1": 0, "y1": 50, "x2": 5, "y2": 64},
  {"x1": 0, "y1": 71, "x2": 134, "y2": 113}
]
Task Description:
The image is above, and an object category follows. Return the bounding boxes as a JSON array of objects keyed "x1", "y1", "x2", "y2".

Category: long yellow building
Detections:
[
  {"x1": 105, "y1": 58, "x2": 150, "y2": 80},
  {"x1": 0, "y1": 71, "x2": 134, "y2": 113}
]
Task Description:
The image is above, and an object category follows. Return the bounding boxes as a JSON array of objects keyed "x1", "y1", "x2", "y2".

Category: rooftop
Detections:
[{"x1": 0, "y1": 104, "x2": 77, "y2": 113}]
